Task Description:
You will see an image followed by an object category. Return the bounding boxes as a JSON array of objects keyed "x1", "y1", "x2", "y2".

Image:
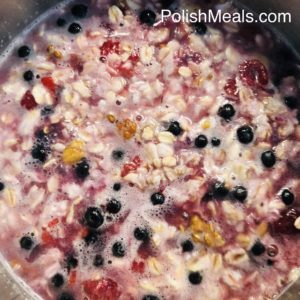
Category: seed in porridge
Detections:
[
  {"x1": 84, "y1": 207, "x2": 104, "y2": 229},
  {"x1": 139, "y1": 10, "x2": 156, "y2": 26},
  {"x1": 0, "y1": 182, "x2": 5, "y2": 191},
  {"x1": 18, "y1": 45, "x2": 31, "y2": 58},
  {"x1": 211, "y1": 137, "x2": 221, "y2": 147},
  {"x1": 251, "y1": 241, "x2": 266, "y2": 256},
  {"x1": 19, "y1": 236, "x2": 34, "y2": 250},
  {"x1": 142, "y1": 296, "x2": 160, "y2": 300},
  {"x1": 112, "y1": 149, "x2": 124, "y2": 161},
  {"x1": 74, "y1": 160, "x2": 90, "y2": 179},
  {"x1": 112, "y1": 241, "x2": 126, "y2": 257},
  {"x1": 113, "y1": 183, "x2": 121, "y2": 191},
  {"x1": 66, "y1": 255, "x2": 78, "y2": 271},
  {"x1": 239, "y1": 59, "x2": 269, "y2": 87},
  {"x1": 194, "y1": 22, "x2": 207, "y2": 35},
  {"x1": 56, "y1": 18, "x2": 67, "y2": 27},
  {"x1": 267, "y1": 244, "x2": 278, "y2": 257},
  {"x1": 168, "y1": 121, "x2": 183, "y2": 136},
  {"x1": 71, "y1": 4, "x2": 88, "y2": 18},
  {"x1": 84, "y1": 230, "x2": 99, "y2": 245},
  {"x1": 21, "y1": 90, "x2": 38, "y2": 110},
  {"x1": 181, "y1": 240, "x2": 194, "y2": 252},
  {"x1": 218, "y1": 104, "x2": 236, "y2": 121},
  {"x1": 57, "y1": 292, "x2": 74, "y2": 300},
  {"x1": 68, "y1": 22, "x2": 82, "y2": 34},
  {"x1": 261, "y1": 150, "x2": 276, "y2": 168},
  {"x1": 31, "y1": 143, "x2": 48, "y2": 163},
  {"x1": 106, "y1": 198, "x2": 122, "y2": 214},
  {"x1": 23, "y1": 70, "x2": 34, "y2": 82},
  {"x1": 51, "y1": 273, "x2": 64, "y2": 288},
  {"x1": 281, "y1": 189, "x2": 295, "y2": 206},
  {"x1": 188, "y1": 271, "x2": 202, "y2": 285},
  {"x1": 93, "y1": 254, "x2": 104, "y2": 267},
  {"x1": 151, "y1": 192, "x2": 165, "y2": 205},
  {"x1": 213, "y1": 182, "x2": 229, "y2": 199},
  {"x1": 284, "y1": 96, "x2": 298, "y2": 109},
  {"x1": 195, "y1": 134, "x2": 208, "y2": 148},
  {"x1": 134, "y1": 227, "x2": 149, "y2": 242},
  {"x1": 232, "y1": 186, "x2": 248, "y2": 202},
  {"x1": 41, "y1": 105, "x2": 54, "y2": 116},
  {"x1": 237, "y1": 125, "x2": 254, "y2": 144}
]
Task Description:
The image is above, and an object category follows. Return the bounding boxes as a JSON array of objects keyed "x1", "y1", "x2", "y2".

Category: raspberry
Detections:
[
  {"x1": 270, "y1": 208, "x2": 300, "y2": 235},
  {"x1": 41, "y1": 76, "x2": 56, "y2": 93},
  {"x1": 239, "y1": 59, "x2": 268, "y2": 87},
  {"x1": 100, "y1": 40, "x2": 120, "y2": 56},
  {"x1": 21, "y1": 90, "x2": 38, "y2": 110}
]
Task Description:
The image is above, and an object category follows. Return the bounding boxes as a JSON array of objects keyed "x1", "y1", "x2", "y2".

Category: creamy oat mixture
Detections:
[{"x1": 0, "y1": 0, "x2": 299, "y2": 299}]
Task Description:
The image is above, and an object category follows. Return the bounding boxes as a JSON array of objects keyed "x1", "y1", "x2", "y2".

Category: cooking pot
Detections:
[{"x1": 0, "y1": 0, "x2": 299, "y2": 299}]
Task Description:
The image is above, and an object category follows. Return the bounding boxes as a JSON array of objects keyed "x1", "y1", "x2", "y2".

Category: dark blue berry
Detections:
[
  {"x1": 84, "y1": 230, "x2": 99, "y2": 245},
  {"x1": 168, "y1": 121, "x2": 183, "y2": 136},
  {"x1": 188, "y1": 271, "x2": 202, "y2": 285},
  {"x1": 31, "y1": 144, "x2": 48, "y2": 163},
  {"x1": 232, "y1": 186, "x2": 247, "y2": 202},
  {"x1": 139, "y1": 10, "x2": 156, "y2": 26},
  {"x1": 194, "y1": 22, "x2": 207, "y2": 35},
  {"x1": 18, "y1": 45, "x2": 31, "y2": 58},
  {"x1": 57, "y1": 292, "x2": 74, "y2": 300},
  {"x1": 56, "y1": 18, "x2": 67, "y2": 27},
  {"x1": 218, "y1": 104, "x2": 236, "y2": 121},
  {"x1": 51, "y1": 273, "x2": 64, "y2": 288},
  {"x1": 195, "y1": 134, "x2": 208, "y2": 148},
  {"x1": 23, "y1": 70, "x2": 34, "y2": 82},
  {"x1": 237, "y1": 125, "x2": 254, "y2": 144},
  {"x1": 134, "y1": 227, "x2": 149, "y2": 242},
  {"x1": 84, "y1": 207, "x2": 104, "y2": 229},
  {"x1": 68, "y1": 23, "x2": 82, "y2": 34},
  {"x1": 93, "y1": 254, "x2": 104, "y2": 267},
  {"x1": 20, "y1": 236, "x2": 34, "y2": 250},
  {"x1": 112, "y1": 150, "x2": 124, "y2": 161},
  {"x1": 284, "y1": 96, "x2": 298, "y2": 109},
  {"x1": 211, "y1": 137, "x2": 221, "y2": 147},
  {"x1": 281, "y1": 189, "x2": 294, "y2": 206},
  {"x1": 112, "y1": 241, "x2": 125, "y2": 257},
  {"x1": 181, "y1": 240, "x2": 194, "y2": 252},
  {"x1": 106, "y1": 199, "x2": 121, "y2": 214},
  {"x1": 113, "y1": 183, "x2": 121, "y2": 191},
  {"x1": 251, "y1": 241, "x2": 266, "y2": 256},
  {"x1": 71, "y1": 4, "x2": 88, "y2": 18},
  {"x1": 213, "y1": 182, "x2": 229, "y2": 199},
  {"x1": 261, "y1": 150, "x2": 276, "y2": 168},
  {"x1": 142, "y1": 296, "x2": 160, "y2": 300},
  {"x1": 66, "y1": 255, "x2": 78, "y2": 271},
  {"x1": 151, "y1": 192, "x2": 165, "y2": 205},
  {"x1": 75, "y1": 160, "x2": 90, "y2": 179},
  {"x1": 0, "y1": 182, "x2": 5, "y2": 191},
  {"x1": 41, "y1": 105, "x2": 54, "y2": 116}
]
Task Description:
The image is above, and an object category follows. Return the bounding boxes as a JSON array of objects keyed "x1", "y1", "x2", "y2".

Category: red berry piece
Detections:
[
  {"x1": 239, "y1": 59, "x2": 269, "y2": 87},
  {"x1": 270, "y1": 208, "x2": 300, "y2": 235},
  {"x1": 83, "y1": 278, "x2": 121, "y2": 300},
  {"x1": 100, "y1": 40, "x2": 120, "y2": 57},
  {"x1": 21, "y1": 90, "x2": 38, "y2": 110},
  {"x1": 131, "y1": 260, "x2": 145, "y2": 274},
  {"x1": 41, "y1": 76, "x2": 56, "y2": 94},
  {"x1": 224, "y1": 78, "x2": 238, "y2": 99}
]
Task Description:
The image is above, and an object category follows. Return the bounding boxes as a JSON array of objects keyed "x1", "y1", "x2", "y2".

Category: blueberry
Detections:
[
  {"x1": 84, "y1": 230, "x2": 99, "y2": 245},
  {"x1": 112, "y1": 241, "x2": 125, "y2": 257},
  {"x1": 71, "y1": 4, "x2": 88, "y2": 18},
  {"x1": 261, "y1": 150, "x2": 276, "y2": 168},
  {"x1": 31, "y1": 144, "x2": 48, "y2": 163},
  {"x1": 57, "y1": 292, "x2": 74, "y2": 300},
  {"x1": 84, "y1": 207, "x2": 104, "y2": 229},
  {"x1": 75, "y1": 160, "x2": 90, "y2": 179},
  {"x1": 181, "y1": 240, "x2": 194, "y2": 252},
  {"x1": 51, "y1": 273, "x2": 64, "y2": 288},
  {"x1": 113, "y1": 183, "x2": 121, "y2": 191},
  {"x1": 218, "y1": 104, "x2": 236, "y2": 121},
  {"x1": 23, "y1": 70, "x2": 34, "y2": 82},
  {"x1": 142, "y1": 296, "x2": 160, "y2": 300},
  {"x1": 68, "y1": 22, "x2": 82, "y2": 34},
  {"x1": 139, "y1": 10, "x2": 156, "y2": 26},
  {"x1": 18, "y1": 45, "x2": 31, "y2": 58},
  {"x1": 195, "y1": 134, "x2": 208, "y2": 148},
  {"x1": 213, "y1": 182, "x2": 229, "y2": 199},
  {"x1": 20, "y1": 236, "x2": 34, "y2": 250},
  {"x1": 168, "y1": 121, "x2": 183, "y2": 136},
  {"x1": 194, "y1": 22, "x2": 207, "y2": 35},
  {"x1": 237, "y1": 125, "x2": 254, "y2": 144},
  {"x1": 251, "y1": 241, "x2": 266, "y2": 256},
  {"x1": 188, "y1": 271, "x2": 202, "y2": 285},
  {"x1": 66, "y1": 255, "x2": 78, "y2": 271},
  {"x1": 231, "y1": 186, "x2": 248, "y2": 202},
  {"x1": 151, "y1": 192, "x2": 165, "y2": 205},
  {"x1": 211, "y1": 137, "x2": 221, "y2": 147},
  {"x1": 106, "y1": 199, "x2": 122, "y2": 214},
  {"x1": 112, "y1": 150, "x2": 124, "y2": 161},
  {"x1": 284, "y1": 96, "x2": 298, "y2": 109},
  {"x1": 0, "y1": 182, "x2": 5, "y2": 191},
  {"x1": 93, "y1": 254, "x2": 104, "y2": 267},
  {"x1": 281, "y1": 189, "x2": 294, "y2": 206},
  {"x1": 134, "y1": 227, "x2": 149, "y2": 242},
  {"x1": 41, "y1": 105, "x2": 54, "y2": 116},
  {"x1": 267, "y1": 259, "x2": 274, "y2": 266},
  {"x1": 56, "y1": 18, "x2": 67, "y2": 27}
]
